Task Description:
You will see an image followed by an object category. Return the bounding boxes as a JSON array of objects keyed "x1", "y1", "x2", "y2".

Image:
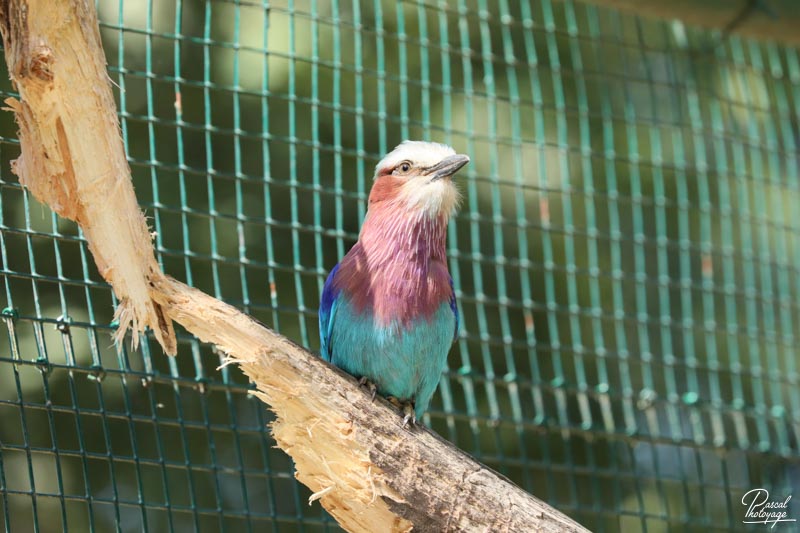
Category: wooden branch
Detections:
[
  {"x1": 0, "y1": 1, "x2": 590, "y2": 531},
  {"x1": 0, "y1": 0, "x2": 176, "y2": 354},
  {"x1": 153, "y1": 277, "x2": 589, "y2": 532}
]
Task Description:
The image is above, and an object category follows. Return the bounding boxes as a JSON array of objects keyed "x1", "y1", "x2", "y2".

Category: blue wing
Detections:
[
  {"x1": 319, "y1": 263, "x2": 341, "y2": 361},
  {"x1": 449, "y1": 276, "x2": 459, "y2": 342}
]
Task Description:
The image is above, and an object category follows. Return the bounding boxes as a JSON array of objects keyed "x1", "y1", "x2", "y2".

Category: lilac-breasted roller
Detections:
[{"x1": 319, "y1": 141, "x2": 469, "y2": 425}]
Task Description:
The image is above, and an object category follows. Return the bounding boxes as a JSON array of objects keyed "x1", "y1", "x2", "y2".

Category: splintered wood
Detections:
[
  {"x1": 152, "y1": 277, "x2": 586, "y2": 532},
  {"x1": 0, "y1": 0, "x2": 175, "y2": 353},
  {"x1": 0, "y1": 1, "x2": 589, "y2": 531}
]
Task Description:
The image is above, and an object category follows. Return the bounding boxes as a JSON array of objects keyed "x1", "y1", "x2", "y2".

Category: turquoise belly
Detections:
[{"x1": 328, "y1": 297, "x2": 455, "y2": 417}]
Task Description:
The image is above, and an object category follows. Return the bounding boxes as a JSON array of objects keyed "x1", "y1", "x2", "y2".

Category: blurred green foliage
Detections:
[{"x1": 1, "y1": 0, "x2": 799, "y2": 531}]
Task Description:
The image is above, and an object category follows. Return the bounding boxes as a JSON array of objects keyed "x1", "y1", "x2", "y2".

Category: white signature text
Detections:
[{"x1": 742, "y1": 488, "x2": 796, "y2": 529}]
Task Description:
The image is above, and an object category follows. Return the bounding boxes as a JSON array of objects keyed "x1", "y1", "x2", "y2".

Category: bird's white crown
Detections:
[
  {"x1": 375, "y1": 140, "x2": 457, "y2": 175},
  {"x1": 372, "y1": 140, "x2": 463, "y2": 218}
]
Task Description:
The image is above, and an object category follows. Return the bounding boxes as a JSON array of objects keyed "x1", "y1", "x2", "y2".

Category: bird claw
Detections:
[
  {"x1": 386, "y1": 396, "x2": 416, "y2": 427},
  {"x1": 396, "y1": 400, "x2": 417, "y2": 428},
  {"x1": 401, "y1": 406, "x2": 417, "y2": 429},
  {"x1": 357, "y1": 376, "x2": 378, "y2": 401}
]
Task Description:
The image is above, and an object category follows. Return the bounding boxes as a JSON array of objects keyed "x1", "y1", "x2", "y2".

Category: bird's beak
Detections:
[{"x1": 428, "y1": 154, "x2": 470, "y2": 181}]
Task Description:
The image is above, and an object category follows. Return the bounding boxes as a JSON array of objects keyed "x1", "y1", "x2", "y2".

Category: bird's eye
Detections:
[{"x1": 399, "y1": 162, "x2": 411, "y2": 173}]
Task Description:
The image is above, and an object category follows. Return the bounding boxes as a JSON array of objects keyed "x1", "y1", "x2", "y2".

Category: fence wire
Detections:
[{"x1": 1, "y1": 0, "x2": 799, "y2": 531}]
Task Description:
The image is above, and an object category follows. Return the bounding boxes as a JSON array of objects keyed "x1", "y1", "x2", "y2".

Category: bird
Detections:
[{"x1": 318, "y1": 140, "x2": 469, "y2": 426}]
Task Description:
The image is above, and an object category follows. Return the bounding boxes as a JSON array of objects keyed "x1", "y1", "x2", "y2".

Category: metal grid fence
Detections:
[{"x1": 1, "y1": 0, "x2": 799, "y2": 531}]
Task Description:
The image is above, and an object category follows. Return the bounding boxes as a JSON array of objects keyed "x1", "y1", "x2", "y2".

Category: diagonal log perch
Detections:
[
  {"x1": 0, "y1": 1, "x2": 590, "y2": 531},
  {"x1": 153, "y1": 277, "x2": 589, "y2": 532}
]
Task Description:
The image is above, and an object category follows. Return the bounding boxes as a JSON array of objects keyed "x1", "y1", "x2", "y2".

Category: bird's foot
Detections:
[
  {"x1": 357, "y1": 376, "x2": 378, "y2": 401},
  {"x1": 387, "y1": 396, "x2": 416, "y2": 428},
  {"x1": 401, "y1": 403, "x2": 417, "y2": 428}
]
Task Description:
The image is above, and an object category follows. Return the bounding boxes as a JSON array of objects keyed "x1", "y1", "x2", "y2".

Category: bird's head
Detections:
[{"x1": 368, "y1": 141, "x2": 469, "y2": 219}]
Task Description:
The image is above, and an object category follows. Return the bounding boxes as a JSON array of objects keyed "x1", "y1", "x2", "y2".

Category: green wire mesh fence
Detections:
[{"x1": 1, "y1": 0, "x2": 799, "y2": 531}]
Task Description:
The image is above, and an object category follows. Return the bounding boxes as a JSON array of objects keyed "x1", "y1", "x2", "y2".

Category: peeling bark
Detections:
[
  {"x1": 0, "y1": 1, "x2": 591, "y2": 532},
  {"x1": 0, "y1": 0, "x2": 176, "y2": 354},
  {"x1": 152, "y1": 277, "x2": 588, "y2": 533}
]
